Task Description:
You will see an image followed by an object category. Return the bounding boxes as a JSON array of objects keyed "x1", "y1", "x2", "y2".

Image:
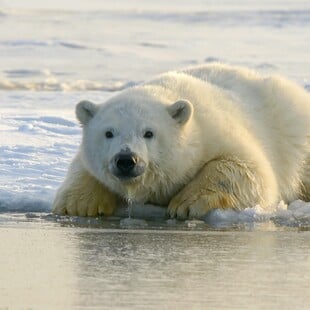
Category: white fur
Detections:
[{"x1": 53, "y1": 63, "x2": 310, "y2": 217}]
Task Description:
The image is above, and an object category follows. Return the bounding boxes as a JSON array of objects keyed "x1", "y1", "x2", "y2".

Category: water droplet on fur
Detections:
[
  {"x1": 127, "y1": 198, "x2": 133, "y2": 218},
  {"x1": 126, "y1": 187, "x2": 135, "y2": 218},
  {"x1": 121, "y1": 190, "x2": 148, "y2": 227}
]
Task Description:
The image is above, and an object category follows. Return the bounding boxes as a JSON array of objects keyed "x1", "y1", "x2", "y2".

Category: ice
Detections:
[
  {"x1": 273, "y1": 200, "x2": 310, "y2": 226},
  {"x1": 1, "y1": 1, "x2": 310, "y2": 88},
  {"x1": 0, "y1": 77, "x2": 136, "y2": 91},
  {"x1": 0, "y1": 0, "x2": 309, "y2": 230},
  {"x1": 204, "y1": 200, "x2": 310, "y2": 228},
  {"x1": 115, "y1": 201, "x2": 310, "y2": 228}
]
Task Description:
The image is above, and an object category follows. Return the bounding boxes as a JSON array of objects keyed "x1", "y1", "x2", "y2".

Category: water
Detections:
[
  {"x1": 1, "y1": 0, "x2": 310, "y2": 308},
  {"x1": 1, "y1": 215, "x2": 309, "y2": 309},
  {"x1": 126, "y1": 187, "x2": 136, "y2": 218}
]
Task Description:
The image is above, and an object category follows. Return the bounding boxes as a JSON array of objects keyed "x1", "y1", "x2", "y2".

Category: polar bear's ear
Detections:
[
  {"x1": 167, "y1": 99, "x2": 193, "y2": 125},
  {"x1": 76, "y1": 100, "x2": 99, "y2": 126}
]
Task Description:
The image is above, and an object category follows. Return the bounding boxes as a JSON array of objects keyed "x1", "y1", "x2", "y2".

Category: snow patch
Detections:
[
  {"x1": 0, "y1": 78, "x2": 136, "y2": 92},
  {"x1": 205, "y1": 200, "x2": 310, "y2": 227}
]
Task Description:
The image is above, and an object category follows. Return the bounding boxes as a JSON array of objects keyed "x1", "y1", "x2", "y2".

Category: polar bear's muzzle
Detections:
[{"x1": 111, "y1": 151, "x2": 146, "y2": 180}]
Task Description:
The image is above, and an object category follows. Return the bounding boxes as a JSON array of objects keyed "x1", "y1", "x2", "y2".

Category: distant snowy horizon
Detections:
[{"x1": 1, "y1": 0, "x2": 310, "y2": 91}]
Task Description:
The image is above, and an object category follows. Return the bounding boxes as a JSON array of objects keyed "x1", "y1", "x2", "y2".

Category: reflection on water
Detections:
[
  {"x1": 75, "y1": 230, "x2": 310, "y2": 309},
  {"x1": 0, "y1": 216, "x2": 309, "y2": 309}
]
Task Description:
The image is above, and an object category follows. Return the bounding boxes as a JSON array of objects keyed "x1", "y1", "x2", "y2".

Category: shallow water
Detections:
[{"x1": 1, "y1": 214, "x2": 310, "y2": 309}]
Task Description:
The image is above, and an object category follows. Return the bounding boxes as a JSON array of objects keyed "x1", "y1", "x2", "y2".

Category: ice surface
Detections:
[
  {"x1": 0, "y1": 0, "x2": 309, "y2": 229},
  {"x1": 0, "y1": 1, "x2": 310, "y2": 89}
]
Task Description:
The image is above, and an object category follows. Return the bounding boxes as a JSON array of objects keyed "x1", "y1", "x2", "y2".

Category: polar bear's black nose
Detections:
[{"x1": 115, "y1": 153, "x2": 137, "y2": 174}]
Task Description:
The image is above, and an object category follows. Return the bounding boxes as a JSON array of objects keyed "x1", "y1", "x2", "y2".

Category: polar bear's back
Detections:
[
  {"x1": 182, "y1": 63, "x2": 310, "y2": 156},
  {"x1": 182, "y1": 63, "x2": 310, "y2": 202},
  {"x1": 182, "y1": 64, "x2": 309, "y2": 121}
]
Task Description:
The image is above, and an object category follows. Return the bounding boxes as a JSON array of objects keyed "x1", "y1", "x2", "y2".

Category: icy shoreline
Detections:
[{"x1": 1, "y1": 194, "x2": 309, "y2": 228}]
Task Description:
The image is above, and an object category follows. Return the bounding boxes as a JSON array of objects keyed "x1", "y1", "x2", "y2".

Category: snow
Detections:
[
  {"x1": 0, "y1": 91, "x2": 111, "y2": 211},
  {"x1": 0, "y1": 0, "x2": 309, "y2": 229}
]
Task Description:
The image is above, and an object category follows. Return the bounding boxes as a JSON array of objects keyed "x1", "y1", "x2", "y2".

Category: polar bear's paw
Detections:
[
  {"x1": 53, "y1": 190, "x2": 116, "y2": 217},
  {"x1": 167, "y1": 159, "x2": 250, "y2": 220},
  {"x1": 168, "y1": 190, "x2": 235, "y2": 220},
  {"x1": 53, "y1": 175, "x2": 117, "y2": 217}
]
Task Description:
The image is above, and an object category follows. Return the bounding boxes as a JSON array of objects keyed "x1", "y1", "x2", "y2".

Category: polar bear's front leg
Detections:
[
  {"x1": 168, "y1": 158, "x2": 265, "y2": 220},
  {"x1": 53, "y1": 159, "x2": 117, "y2": 216}
]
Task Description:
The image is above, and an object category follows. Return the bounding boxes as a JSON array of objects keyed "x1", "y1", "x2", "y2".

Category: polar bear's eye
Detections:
[
  {"x1": 144, "y1": 130, "x2": 154, "y2": 139},
  {"x1": 105, "y1": 131, "x2": 114, "y2": 139}
]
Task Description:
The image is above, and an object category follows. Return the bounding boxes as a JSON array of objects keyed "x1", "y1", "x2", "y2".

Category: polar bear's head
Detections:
[{"x1": 76, "y1": 87, "x2": 197, "y2": 204}]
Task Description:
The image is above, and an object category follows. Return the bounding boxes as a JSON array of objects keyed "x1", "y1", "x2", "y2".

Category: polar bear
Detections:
[{"x1": 53, "y1": 63, "x2": 310, "y2": 219}]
